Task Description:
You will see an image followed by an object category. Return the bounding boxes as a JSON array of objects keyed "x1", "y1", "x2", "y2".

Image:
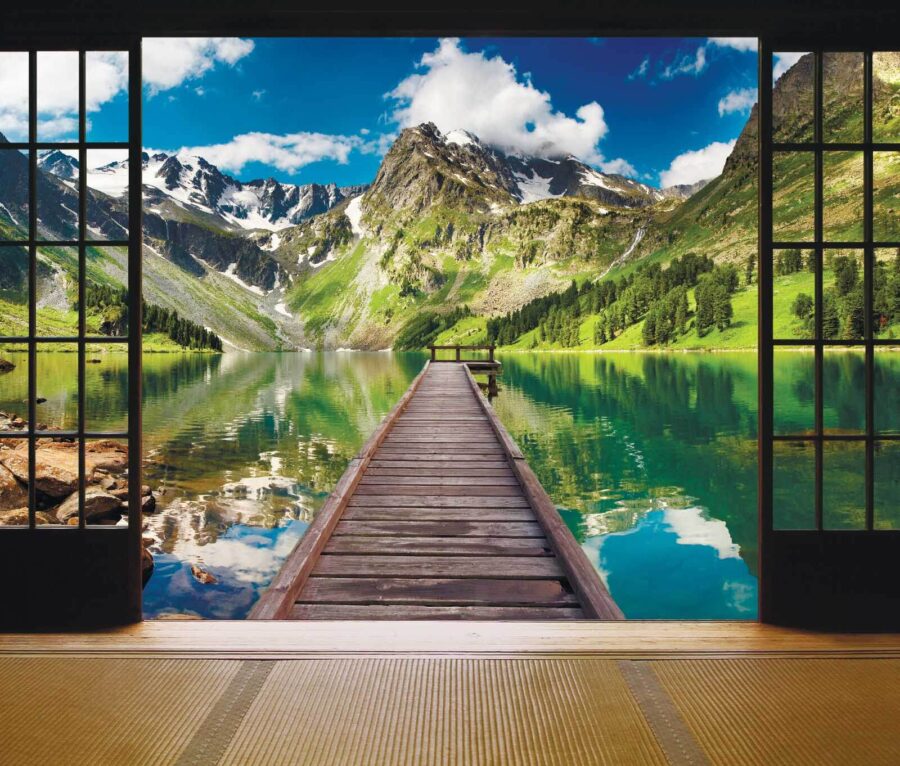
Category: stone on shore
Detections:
[
  {"x1": 55, "y1": 487, "x2": 123, "y2": 523},
  {"x1": 1, "y1": 439, "x2": 129, "y2": 498},
  {"x1": 0, "y1": 464, "x2": 28, "y2": 511},
  {"x1": 0, "y1": 508, "x2": 56, "y2": 525}
]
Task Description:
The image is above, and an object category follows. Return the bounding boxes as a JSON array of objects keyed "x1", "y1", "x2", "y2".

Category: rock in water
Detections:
[
  {"x1": 141, "y1": 547, "x2": 154, "y2": 586},
  {"x1": 0, "y1": 359, "x2": 14, "y2": 373},
  {"x1": 55, "y1": 487, "x2": 123, "y2": 523},
  {"x1": 190, "y1": 564, "x2": 217, "y2": 585}
]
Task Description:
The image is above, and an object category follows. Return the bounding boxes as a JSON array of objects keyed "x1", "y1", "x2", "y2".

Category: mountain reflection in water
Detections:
[{"x1": 2, "y1": 349, "x2": 895, "y2": 619}]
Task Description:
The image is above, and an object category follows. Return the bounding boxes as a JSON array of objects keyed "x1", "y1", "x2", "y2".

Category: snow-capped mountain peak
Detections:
[{"x1": 38, "y1": 150, "x2": 79, "y2": 180}]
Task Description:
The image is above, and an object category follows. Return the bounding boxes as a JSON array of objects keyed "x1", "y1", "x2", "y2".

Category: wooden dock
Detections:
[{"x1": 251, "y1": 351, "x2": 622, "y2": 621}]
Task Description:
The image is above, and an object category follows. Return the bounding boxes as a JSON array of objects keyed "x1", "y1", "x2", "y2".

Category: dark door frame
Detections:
[{"x1": 1, "y1": 2, "x2": 898, "y2": 629}]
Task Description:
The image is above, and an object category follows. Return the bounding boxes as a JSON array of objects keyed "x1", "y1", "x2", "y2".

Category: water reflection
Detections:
[
  {"x1": 493, "y1": 352, "x2": 759, "y2": 620},
  {"x1": 1, "y1": 348, "x2": 896, "y2": 618}
]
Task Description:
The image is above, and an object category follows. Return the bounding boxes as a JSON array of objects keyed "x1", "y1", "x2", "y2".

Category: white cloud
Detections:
[
  {"x1": 0, "y1": 51, "x2": 132, "y2": 141},
  {"x1": 599, "y1": 157, "x2": 638, "y2": 177},
  {"x1": 178, "y1": 131, "x2": 367, "y2": 174},
  {"x1": 252, "y1": 89, "x2": 266, "y2": 101},
  {"x1": 142, "y1": 37, "x2": 255, "y2": 95},
  {"x1": 718, "y1": 87, "x2": 757, "y2": 116},
  {"x1": 708, "y1": 37, "x2": 757, "y2": 53},
  {"x1": 773, "y1": 52, "x2": 808, "y2": 82},
  {"x1": 628, "y1": 56, "x2": 649, "y2": 80},
  {"x1": 660, "y1": 46, "x2": 707, "y2": 80},
  {"x1": 386, "y1": 38, "x2": 612, "y2": 165},
  {"x1": 659, "y1": 139, "x2": 736, "y2": 187}
]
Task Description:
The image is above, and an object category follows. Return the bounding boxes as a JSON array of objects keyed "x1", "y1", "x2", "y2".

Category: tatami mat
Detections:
[
  {"x1": 1, "y1": 655, "x2": 899, "y2": 765},
  {"x1": 653, "y1": 658, "x2": 900, "y2": 765},
  {"x1": 220, "y1": 658, "x2": 666, "y2": 766},
  {"x1": 0, "y1": 657, "x2": 242, "y2": 766}
]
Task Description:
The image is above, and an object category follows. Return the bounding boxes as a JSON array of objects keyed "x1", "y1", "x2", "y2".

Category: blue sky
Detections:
[{"x1": 77, "y1": 37, "x2": 759, "y2": 188}]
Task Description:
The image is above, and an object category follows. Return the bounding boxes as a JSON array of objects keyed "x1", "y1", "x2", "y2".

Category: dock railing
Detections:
[{"x1": 428, "y1": 344, "x2": 496, "y2": 363}]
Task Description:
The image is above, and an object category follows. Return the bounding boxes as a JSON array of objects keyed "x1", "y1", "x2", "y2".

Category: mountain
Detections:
[
  {"x1": 38, "y1": 150, "x2": 79, "y2": 180},
  {"x1": 39, "y1": 150, "x2": 367, "y2": 232},
  {"x1": 1, "y1": 117, "x2": 715, "y2": 351},
  {"x1": 661, "y1": 179, "x2": 712, "y2": 200}
]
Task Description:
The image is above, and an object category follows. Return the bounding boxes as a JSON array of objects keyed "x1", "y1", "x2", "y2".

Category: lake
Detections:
[{"x1": 1, "y1": 349, "x2": 895, "y2": 619}]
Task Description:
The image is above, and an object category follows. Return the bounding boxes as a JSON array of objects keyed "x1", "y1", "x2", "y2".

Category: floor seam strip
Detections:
[
  {"x1": 618, "y1": 659, "x2": 711, "y2": 766},
  {"x1": 174, "y1": 659, "x2": 274, "y2": 766}
]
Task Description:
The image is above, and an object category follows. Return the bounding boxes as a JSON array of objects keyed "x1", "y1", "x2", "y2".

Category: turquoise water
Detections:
[{"x1": 1, "y1": 349, "x2": 895, "y2": 619}]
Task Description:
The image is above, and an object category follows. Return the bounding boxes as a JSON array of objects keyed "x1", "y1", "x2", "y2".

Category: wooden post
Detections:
[
  {"x1": 430, "y1": 346, "x2": 436, "y2": 361},
  {"x1": 455, "y1": 346, "x2": 461, "y2": 362},
  {"x1": 489, "y1": 345, "x2": 495, "y2": 362}
]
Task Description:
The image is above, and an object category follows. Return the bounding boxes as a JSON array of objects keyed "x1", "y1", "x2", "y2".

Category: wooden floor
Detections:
[{"x1": 251, "y1": 361, "x2": 621, "y2": 621}]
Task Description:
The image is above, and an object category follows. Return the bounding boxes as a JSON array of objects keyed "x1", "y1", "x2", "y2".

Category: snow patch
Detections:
[
  {"x1": 274, "y1": 302, "x2": 292, "y2": 318},
  {"x1": 222, "y1": 262, "x2": 265, "y2": 296},
  {"x1": 344, "y1": 195, "x2": 364, "y2": 236},
  {"x1": 513, "y1": 171, "x2": 563, "y2": 204},
  {"x1": 261, "y1": 233, "x2": 282, "y2": 251},
  {"x1": 445, "y1": 129, "x2": 478, "y2": 148}
]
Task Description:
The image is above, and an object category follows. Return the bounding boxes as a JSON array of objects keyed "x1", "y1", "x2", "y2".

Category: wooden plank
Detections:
[
  {"x1": 249, "y1": 361, "x2": 433, "y2": 620},
  {"x1": 342, "y1": 507, "x2": 534, "y2": 521},
  {"x1": 368, "y1": 461, "x2": 511, "y2": 470},
  {"x1": 288, "y1": 604, "x2": 584, "y2": 620},
  {"x1": 364, "y1": 467, "x2": 512, "y2": 476},
  {"x1": 357, "y1": 476, "x2": 521, "y2": 486},
  {"x1": 334, "y1": 520, "x2": 546, "y2": 538},
  {"x1": 298, "y1": 577, "x2": 580, "y2": 606},
  {"x1": 313, "y1": 555, "x2": 565, "y2": 579},
  {"x1": 375, "y1": 448, "x2": 504, "y2": 455},
  {"x1": 462, "y1": 365, "x2": 623, "y2": 621},
  {"x1": 323, "y1": 535, "x2": 553, "y2": 556},
  {"x1": 353, "y1": 485, "x2": 524, "y2": 497},
  {"x1": 349, "y1": 494, "x2": 529, "y2": 506}
]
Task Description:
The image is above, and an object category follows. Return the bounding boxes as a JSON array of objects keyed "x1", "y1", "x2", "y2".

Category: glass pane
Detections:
[
  {"x1": 773, "y1": 152, "x2": 814, "y2": 241},
  {"x1": 0, "y1": 246, "x2": 29, "y2": 337},
  {"x1": 874, "y1": 441, "x2": 900, "y2": 530},
  {"x1": 773, "y1": 440, "x2": 815, "y2": 529},
  {"x1": 86, "y1": 51, "x2": 128, "y2": 143},
  {"x1": 86, "y1": 246, "x2": 128, "y2": 336},
  {"x1": 774, "y1": 347, "x2": 814, "y2": 435},
  {"x1": 823, "y1": 52, "x2": 864, "y2": 143},
  {"x1": 86, "y1": 150, "x2": 129, "y2": 242},
  {"x1": 874, "y1": 152, "x2": 900, "y2": 242},
  {"x1": 822, "y1": 441, "x2": 865, "y2": 530},
  {"x1": 823, "y1": 249, "x2": 864, "y2": 340},
  {"x1": 773, "y1": 249, "x2": 815, "y2": 339},
  {"x1": 0, "y1": 149, "x2": 30, "y2": 242},
  {"x1": 873, "y1": 52, "x2": 900, "y2": 143},
  {"x1": 823, "y1": 346, "x2": 865, "y2": 434},
  {"x1": 85, "y1": 347, "x2": 127, "y2": 433},
  {"x1": 85, "y1": 438, "x2": 129, "y2": 527},
  {"x1": 823, "y1": 152, "x2": 863, "y2": 242},
  {"x1": 873, "y1": 248, "x2": 899, "y2": 338},
  {"x1": 36, "y1": 246, "x2": 78, "y2": 336},
  {"x1": 773, "y1": 52, "x2": 814, "y2": 143},
  {"x1": 36, "y1": 342, "x2": 77, "y2": 431},
  {"x1": 0, "y1": 52, "x2": 29, "y2": 143},
  {"x1": 875, "y1": 347, "x2": 900, "y2": 435},
  {"x1": 37, "y1": 163, "x2": 79, "y2": 241},
  {"x1": 37, "y1": 51, "x2": 79, "y2": 143},
  {"x1": 0, "y1": 342, "x2": 28, "y2": 430}
]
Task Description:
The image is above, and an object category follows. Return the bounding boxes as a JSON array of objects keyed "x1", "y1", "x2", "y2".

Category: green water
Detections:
[{"x1": 0, "y1": 349, "x2": 896, "y2": 619}]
